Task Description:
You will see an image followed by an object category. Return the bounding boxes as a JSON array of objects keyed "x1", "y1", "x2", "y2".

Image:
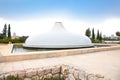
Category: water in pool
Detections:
[{"x1": 12, "y1": 44, "x2": 110, "y2": 53}]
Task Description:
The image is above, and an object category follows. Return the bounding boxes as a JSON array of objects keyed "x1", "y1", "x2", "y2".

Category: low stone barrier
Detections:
[
  {"x1": 0, "y1": 44, "x2": 120, "y2": 62},
  {"x1": 0, "y1": 64, "x2": 111, "y2": 80}
]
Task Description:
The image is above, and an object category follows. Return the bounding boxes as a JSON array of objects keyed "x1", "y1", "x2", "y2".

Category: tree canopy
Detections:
[
  {"x1": 116, "y1": 31, "x2": 120, "y2": 37},
  {"x1": 8, "y1": 24, "x2": 11, "y2": 38},
  {"x1": 91, "y1": 28, "x2": 95, "y2": 42},
  {"x1": 85, "y1": 28, "x2": 91, "y2": 38},
  {"x1": 2, "y1": 24, "x2": 7, "y2": 38}
]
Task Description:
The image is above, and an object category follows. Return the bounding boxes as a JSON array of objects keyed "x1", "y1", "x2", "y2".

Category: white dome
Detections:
[{"x1": 23, "y1": 22, "x2": 93, "y2": 48}]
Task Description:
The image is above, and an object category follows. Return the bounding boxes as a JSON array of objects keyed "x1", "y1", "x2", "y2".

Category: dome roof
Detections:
[{"x1": 23, "y1": 22, "x2": 93, "y2": 48}]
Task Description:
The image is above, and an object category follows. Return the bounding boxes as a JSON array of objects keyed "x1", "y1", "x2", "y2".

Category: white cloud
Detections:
[
  {"x1": 0, "y1": 18, "x2": 7, "y2": 27},
  {"x1": 95, "y1": 18, "x2": 120, "y2": 36},
  {"x1": 0, "y1": 17, "x2": 120, "y2": 37}
]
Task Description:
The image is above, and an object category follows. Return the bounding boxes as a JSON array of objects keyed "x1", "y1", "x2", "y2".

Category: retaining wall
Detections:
[
  {"x1": 0, "y1": 44, "x2": 120, "y2": 62},
  {"x1": 0, "y1": 64, "x2": 110, "y2": 80}
]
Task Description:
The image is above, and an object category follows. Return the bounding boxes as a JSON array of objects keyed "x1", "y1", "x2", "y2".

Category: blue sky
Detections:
[
  {"x1": 0, "y1": 0, "x2": 120, "y2": 36},
  {"x1": 0, "y1": 0, "x2": 120, "y2": 20}
]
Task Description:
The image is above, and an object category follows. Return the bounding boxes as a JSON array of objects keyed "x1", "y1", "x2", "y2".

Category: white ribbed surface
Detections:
[{"x1": 23, "y1": 22, "x2": 93, "y2": 48}]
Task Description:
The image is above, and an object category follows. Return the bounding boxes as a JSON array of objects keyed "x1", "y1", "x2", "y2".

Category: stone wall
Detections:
[{"x1": 0, "y1": 64, "x2": 111, "y2": 80}]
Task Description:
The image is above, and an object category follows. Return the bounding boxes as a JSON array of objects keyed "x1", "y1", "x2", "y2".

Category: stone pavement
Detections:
[
  {"x1": 0, "y1": 44, "x2": 13, "y2": 56},
  {"x1": 0, "y1": 49, "x2": 120, "y2": 80}
]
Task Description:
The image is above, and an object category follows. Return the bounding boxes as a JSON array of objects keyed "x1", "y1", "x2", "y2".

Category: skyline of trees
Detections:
[
  {"x1": 85, "y1": 28, "x2": 103, "y2": 43},
  {"x1": 0, "y1": 24, "x2": 28, "y2": 43},
  {"x1": 0, "y1": 23, "x2": 119, "y2": 43},
  {"x1": 3, "y1": 24, "x2": 7, "y2": 38},
  {"x1": 0, "y1": 24, "x2": 11, "y2": 39}
]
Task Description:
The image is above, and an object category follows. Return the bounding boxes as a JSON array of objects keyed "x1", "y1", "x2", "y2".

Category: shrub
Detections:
[{"x1": 6, "y1": 75, "x2": 23, "y2": 80}]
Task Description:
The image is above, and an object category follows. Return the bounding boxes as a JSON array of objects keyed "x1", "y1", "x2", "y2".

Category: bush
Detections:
[
  {"x1": 5, "y1": 75, "x2": 65, "y2": 80},
  {"x1": 6, "y1": 75, "x2": 23, "y2": 80},
  {"x1": 0, "y1": 36, "x2": 28, "y2": 43},
  {"x1": 0, "y1": 38, "x2": 11, "y2": 43}
]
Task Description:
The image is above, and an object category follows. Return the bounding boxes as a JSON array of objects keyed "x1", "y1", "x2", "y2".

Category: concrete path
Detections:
[
  {"x1": 0, "y1": 49, "x2": 120, "y2": 80},
  {"x1": 0, "y1": 44, "x2": 13, "y2": 56}
]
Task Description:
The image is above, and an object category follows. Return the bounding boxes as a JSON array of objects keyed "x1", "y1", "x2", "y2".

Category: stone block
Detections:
[
  {"x1": 95, "y1": 74, "x2": 104, "y2": 78},
  {"x1": 32, "y1": 75, "x2": 39, "y2": 80},
  {"x1": 46, "y1": 73, "x2": 52, "y2": 78},
  {"x1": 26, "y1": 69, "x2": 37, "y2": 78},
  {"x1": 10, "y1": 71, "x2": 18, "y2": 77},
  {"x1": 61, "y1": 65, "x2": 69, "y2": 75},
  {"x1": 103, "y1": 78, "x2": 111, "y2": 80},
  {"x1": 73, "y1": 70, "x2": 79, "y2": 79},
  {"x1": 78, "y1": 70, "x2": 86, "y2": 80},
  {"x1": 43, "y1": 67, "x2": 52, "y2": 75},
  {"x1": 65, "y1": 78, "x2": 70, "y2": 80},
  {"x1": 0, "y1": 74, "x2": 4, "y2": 80},
  {"x1": 39, "y1": 76, "x2": 43, "y2": 80},
  {"x1": 52, "y1": 66, "x2": 61, "y2": 74},
  {"x1": 87, "y1": 74, "x2": 98, "y2": 80},
  {"x1": 4, "y1": 73, "x2": 11, "y2": 79},
  {"x1": 38, "y1": 68, "x2": 44, "y2": 77},
  {"x1": 24, "y1": 78, "x2": 32, "y2": 80},
  {"x1": 17, "y1": 70, "x2": 26, "y2": 78},
  {"x1": 43, "y1": 75, "x2": 47, "y2": 80},
  {"x1": 69, "y1": 67, "x2": 74, "y2": 74},
  {"x1": 97, "y1": 78, "x2": 105, "y2": 80},
  {"x1": 68, "y1": 74, "x2": 75, "y2": 80},
  {"x1": 52, "y1": 74, "x2": 60, "y2": 78}
]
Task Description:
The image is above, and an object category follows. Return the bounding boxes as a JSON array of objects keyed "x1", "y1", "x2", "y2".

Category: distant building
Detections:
[
  {"x1": 12, "y1": 32, "x2": 19, "y2": 39},
  {"x1": 110, "y1": 34, "x2": 118, "y2": 40},
  {"x1": 103, "y1": 34, "x2": 120, "y2": 44}
]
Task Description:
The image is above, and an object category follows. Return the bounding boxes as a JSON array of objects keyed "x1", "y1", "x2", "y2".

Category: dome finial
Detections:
[{"x1": 52, "y1": 22, "x2": 65, "y2": 31}]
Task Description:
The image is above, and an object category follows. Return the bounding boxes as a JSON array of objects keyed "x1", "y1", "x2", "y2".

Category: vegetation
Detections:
[
  {"x1": 116, "y1": 31, "x2": 120, "y2": 40},
  {"x1": 0, "y1": 24, "x2": 11, "y2": 40},
  {"x1": 96, "y1": 30, "x2": 100, "y2": 40},
  {"x1": 5, "y1": 75, "x2": 65, "y2": 80},
  {"x1": 91, "y1": 28, "x2": 95, "y2": 42},
  {"x1": 85, "y1": 28, "x2": 103, "y2": 43},
  {"x1": 116, "y1": 31, "x2": 120, "y2": 37},
  {"x1": 5, "y1": 75, "x2": 23, "y2": 80},
  {"x1": 99, "y1": 32, "x2": 102, "y2": 42},
  {"x1": 12, "y1": 36, "x2": 28, "y2": 43},
  {"x1": 0, "y1": 24, "x2": 28, "y2": 43},
  {"x1": 0, "y1": 33, "x2": 4, "y2": 39},
  {"x1": 0, "y1": 36, "x2": 28, "y2": 43},
  {"x1": 96, "y1": 30, "x2": 102, "y2": 43},
  {"x1": 85, "y1": 28, "x2": 91, "y2": 38},
  {"x1": 8, "y1": 24, "x2": 11, "y2": 38},
  {"x1": 3, "y1": 24, "x2": 7, "y2": 38},
  {"x1": 43, "y1": 77, "x2": 65, "y2": 80}
]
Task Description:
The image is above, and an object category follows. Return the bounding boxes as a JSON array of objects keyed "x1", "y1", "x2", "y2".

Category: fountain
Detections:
[{"x1": 23, "y1": 22, "x2": 93, "y2": 48}]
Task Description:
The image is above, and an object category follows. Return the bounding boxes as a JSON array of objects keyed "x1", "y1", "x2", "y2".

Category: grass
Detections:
[{"x1": 6, "y1": 75, "x2": 65, "y2": 80}]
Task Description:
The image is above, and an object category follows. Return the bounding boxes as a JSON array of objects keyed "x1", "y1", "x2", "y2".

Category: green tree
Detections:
[
  {"x1": 91, "y1": 28, "x2": 95, "y2": 42},
  {"x1": 116, "y1": 31, "x2": 120, "y2": 40},
  {"x1": 96, "y1": 30, "x2": 100, "y2": 40},
  {"x1": 0, "y1": 38, "x2": 11, "y2": 43},
  {"x1": 85, "y1": 28, "x2": 91, "y2": 38},
  {"x1": 8, "y1": 24, "x2": 11, "y2": 38},
  {"x1": 99, "y1": 32, "x2": 102, "y2": 42},
  {"x1": 116, "y1": 31, "x2": 120, "y2": 37},
  {"x1": 2, "y1": 24, "x2": 7, "y2": 38},
  {"x1": 0, "y1": 33, "x2": 4, "y2": 39}
]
